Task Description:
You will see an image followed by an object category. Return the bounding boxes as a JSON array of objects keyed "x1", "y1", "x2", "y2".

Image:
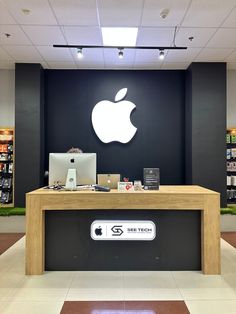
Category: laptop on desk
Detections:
[{"x1": 97, "y1": 174, "x2": 120, "y2": 189}]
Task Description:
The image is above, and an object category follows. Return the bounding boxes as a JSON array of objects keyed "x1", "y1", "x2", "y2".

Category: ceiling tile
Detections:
[
  {"x1": 133, "y1": 63, "x2": 162, "y2": 69},
  {"x1": 182, "y1": 0, "x2": 236, "y2": 27},
  {"x1": 63, "y1": 26, "x2": 102, "y2": 45},
  {"x1": 227, "y1": 62, "x2": 236, "y2": 69},
  {"x1": 104, "y1": 63, "x2": 134, "y2": 69},
  {"x1": 0, "y1": 25, "x2": 31, "y2": 45},
  {"x1": 98, "y1": 0, "x2": 143, "y2": 27},
  {"x1": 161, "y1": 62, "x2": 190, "y2": 69},
  {"x1": 207, "y1": 28, "x2": 236, "y2": 48},
  {"x1": 0, "y1": 46, "x2": 14, "y2": 60},
  {"x1": 176, "y1": 27, "x2": 217, "y2": 47},
  {"x1": 141, "y1": 0, "x2": 190, "y2": 27},
  {"x1": 36, "y1": 46, "x2": 73, "y2": 61},
  {"x1": 2, "y1": 0, "x2": 57, "y2": 25},
  {"x1": 39, "y1": 61, "x2": 49, "y2": 69},
  {"x1": 226, "y1": 49, "x2": 236, "y2": 62},
  {"x1": 22, "y1": 26, "x2": 66, "y2": 45},
  {"x1": 222, "y1": 6, "x2": 236, "y2": 27},
  {"x1": 164, "y1": 47, "x2": 201, "y2": 62},
  {"x1": 3, "y1": 45, "x2": 44, "y2": 62},
  {"x1": 50, "y1": 0, "x2": 98, "y2": 26},
  {"x1": 137, "y1": 27, "x2": 174, "y2": 46},
  {"x1": 0, "y1": 2, "x2": 17, "y2": 24},
  {"x1": 0, "y1": 60, "x2": 15, "y2": 69},
  {"x1": 76, "y1": 61, "x2": 105, "y2": 69},
  {"x1": 134, "y1": 49, "x2": 163, "y2": 63},
  {"x1": 195, "y1": 48, "x2": 234, "y2": 61},
  {"x1": 47, "y1": 61, "x2": 77, "y2": 69}
]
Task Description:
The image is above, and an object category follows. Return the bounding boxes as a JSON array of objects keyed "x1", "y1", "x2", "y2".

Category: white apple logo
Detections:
[{"x1": 91, "y1": 88, "x2": 137, "y2": 143}]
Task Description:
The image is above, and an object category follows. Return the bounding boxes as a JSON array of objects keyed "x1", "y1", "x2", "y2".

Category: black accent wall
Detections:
[
  {"x1": 185, "y1": 63, "x2": 227, "y2": 206},
  {"x1": 45, "y1": 70, "x2": 185, "y2": 184},
  {"x1": 14, "y1": 64, "x2": 227, "y2": 206},
  {"x1": 15, "y1": 63, "x2": 45, "y2": 207}
]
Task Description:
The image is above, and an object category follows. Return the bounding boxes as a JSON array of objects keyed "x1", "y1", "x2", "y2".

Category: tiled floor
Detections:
[
  {"x1": 0, "y1": 233, "x2": 24, "y2": 255},
  {"x1": 0, "y1": 235, "x2": 236, "y2": 313}
]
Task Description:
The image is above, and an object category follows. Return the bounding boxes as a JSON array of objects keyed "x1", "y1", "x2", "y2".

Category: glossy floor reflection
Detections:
[
  {"x1": 0, "y1": 234, "x2": 236, "y2": 313},
  {"x1": 61, "y1": 301, "x2": 189, "y2": 314}
]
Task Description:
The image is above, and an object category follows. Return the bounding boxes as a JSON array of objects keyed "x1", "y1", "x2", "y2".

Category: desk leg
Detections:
[
  {"x1": 26, "y1": 195, "x2": 44, "y2": 275},
  {"x1": 201, "y1": 194, "x2": 221, "y2": 274}
]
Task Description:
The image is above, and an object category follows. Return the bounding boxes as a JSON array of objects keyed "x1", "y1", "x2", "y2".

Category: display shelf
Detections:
[{"x1": 0, "y1": 128, "x2": 14, "y2": 206}]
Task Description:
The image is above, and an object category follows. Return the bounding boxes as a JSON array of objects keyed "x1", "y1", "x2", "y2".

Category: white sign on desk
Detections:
[{"x1": 91, "y1": 220, "x2": 156, "y2": 241}]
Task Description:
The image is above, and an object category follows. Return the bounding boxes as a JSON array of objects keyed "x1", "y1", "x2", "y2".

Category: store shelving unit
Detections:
[
  {"x1": 227, "y1": 128, "x2": 236, "y2": 204},
  {"x1": 0, "y1": 128, "x2": 14, "y2": 207}
]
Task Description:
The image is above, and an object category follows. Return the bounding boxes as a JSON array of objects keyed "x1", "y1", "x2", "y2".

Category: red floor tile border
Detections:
[
  {"x1": 221, "y1": 232, "x2": 236, "y2": 248},
  {"x1": 60, "y1": 301, "x2": 190, "y2": 314},
  {"x1": 0, "y1": 233, "x2": 25, "y2": 255}
]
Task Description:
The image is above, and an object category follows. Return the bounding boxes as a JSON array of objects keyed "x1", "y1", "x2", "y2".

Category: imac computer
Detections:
[{"x1": 49, "y1": 153, "x2": 96, "y2": 188}]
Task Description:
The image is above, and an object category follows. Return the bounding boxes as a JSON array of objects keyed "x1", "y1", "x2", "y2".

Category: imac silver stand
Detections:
[{"x1": 65, "y1": 169, "x2": 77, "y2": 190}]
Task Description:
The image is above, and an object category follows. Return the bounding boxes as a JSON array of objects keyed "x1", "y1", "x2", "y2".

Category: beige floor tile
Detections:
[
  {"x1": 66, "y1": 288, "x2": 124, "y2": 300},
  {"x1": 123, "y1": 271, "x2": 177, "y2": 289},
  {"x1": 70, "y1": 271, "x2": 123, "y2": 289},
  {"x1": 17, "y1": 271, "x2": 74, "y2": 289},
  {"x1": 9, "y1": 288, "x2": 69, "y2": 301},
  {"x1": 172, "y1": 271, "x2": 231, "y2": 288},
  {"x1": 186, "y1": 300, "x2": 236, "y2": 314},
  {"x1": 180, "y1": 287, "x2": 236, "y2": 300},
  {"x1": 0, "y1": 301, "x2": 63, "y2": 314},
  {"x1": 123, "y1": 288, "x2": 182, "y2": 300}
]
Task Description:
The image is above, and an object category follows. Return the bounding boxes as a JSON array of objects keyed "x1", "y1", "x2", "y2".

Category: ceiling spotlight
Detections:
[
  {"x1": 77, "y1": 48, "x2": 83, "y2": 59},
  {"x1": 159, "y1": 50, "x2": 165, "y2": 60},
  {"x1": 118, "y1": 48, "x2": 124, "y2": 59}
]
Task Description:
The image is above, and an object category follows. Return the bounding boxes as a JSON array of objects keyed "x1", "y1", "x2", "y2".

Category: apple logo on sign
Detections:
[
  {"x1": 95, "y1": 226, "x2": 102, "y2": 236},
  {"x1": 91, "y1": 88, "x2": 137, "y2": 143}
]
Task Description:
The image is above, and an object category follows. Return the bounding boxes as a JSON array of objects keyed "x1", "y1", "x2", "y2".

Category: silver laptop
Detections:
[{"x1": 97, "y1": 174, "x2": 121, "y2": 189}]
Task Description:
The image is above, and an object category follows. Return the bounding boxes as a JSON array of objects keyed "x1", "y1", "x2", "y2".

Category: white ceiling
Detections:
[{"x1": 1, "y1": 0, "x2": 236, "y2": 70}]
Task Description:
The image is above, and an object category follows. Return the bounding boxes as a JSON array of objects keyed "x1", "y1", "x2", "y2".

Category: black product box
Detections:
[{"x1": 143, "y1": 168, "x2": 160, "y2": 190}]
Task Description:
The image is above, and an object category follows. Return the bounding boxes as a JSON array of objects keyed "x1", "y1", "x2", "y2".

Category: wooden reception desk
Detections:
[{"x1": 26, "y1": 185, "x2": 220, "y2": 275}]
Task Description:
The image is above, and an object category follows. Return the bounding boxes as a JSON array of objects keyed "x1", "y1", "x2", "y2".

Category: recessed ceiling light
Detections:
[
  {"x1": 22, "y1": 8, "x2": 31, "y2": 15},
  {"x1": 101, "y1": 27, "x2": 138, "y2": 46}
]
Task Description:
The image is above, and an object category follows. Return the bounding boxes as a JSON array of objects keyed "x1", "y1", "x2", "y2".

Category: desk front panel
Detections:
[{"x1": 45, "y1": 209, "x2": 201, "y2": 271}]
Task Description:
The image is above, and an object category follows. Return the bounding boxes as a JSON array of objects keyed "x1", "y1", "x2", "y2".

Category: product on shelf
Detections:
[
  {"x1": 231, "y1": 134, "x2": 236, "y2": 144},
  {"x1": 0, "y1": 128, "x2": 14, "y2": 205}
]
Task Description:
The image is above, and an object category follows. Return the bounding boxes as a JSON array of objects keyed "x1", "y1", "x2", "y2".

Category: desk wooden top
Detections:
[{"x1": 27, "y1": 185, "x2": 219, "y2": 196}]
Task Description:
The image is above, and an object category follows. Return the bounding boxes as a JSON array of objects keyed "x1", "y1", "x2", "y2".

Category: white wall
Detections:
[
  {"x1": 227, "y1": 70, "x2": 236, "y2": 129},
  {"x1": 0, "y1": 69, "x2": 15, "y2": 127}
]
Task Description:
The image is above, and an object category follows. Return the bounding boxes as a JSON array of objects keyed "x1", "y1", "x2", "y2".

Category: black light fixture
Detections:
[
  {"x1": 54, "y1": 44, "x2": 187, "y2": 51},
  {"x1": 54, "y1": 27, "x2": 187, "y2": 57}
]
